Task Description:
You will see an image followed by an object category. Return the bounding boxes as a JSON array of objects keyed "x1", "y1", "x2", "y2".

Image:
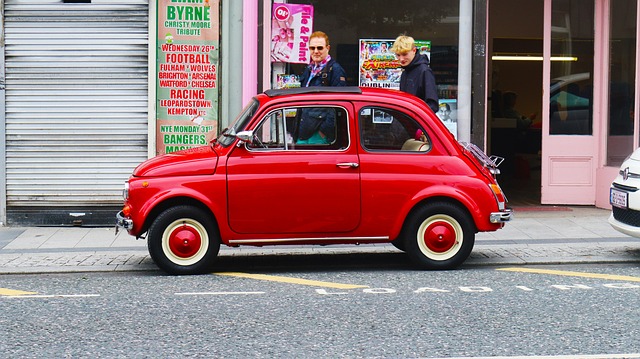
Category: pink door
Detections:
[{"x1": 541, "y1": 0, "x2": 599, "y2": 204}]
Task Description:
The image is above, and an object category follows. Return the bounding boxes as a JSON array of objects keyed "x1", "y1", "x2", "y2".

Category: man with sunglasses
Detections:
[
  {"x1": 299, "y1": 31, "x2": 346, "y2": 87},
  {"x1": 296, "y1": 31, "x2": 346, "y2": 144}
]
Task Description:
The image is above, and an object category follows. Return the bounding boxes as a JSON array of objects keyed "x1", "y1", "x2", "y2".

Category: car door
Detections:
[{"x1": 226, "y1": 102, "x2": 361, "y2": 235}]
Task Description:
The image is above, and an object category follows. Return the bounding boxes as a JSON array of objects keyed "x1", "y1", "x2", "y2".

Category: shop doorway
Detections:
[{"x1": 488, "y1": 0, "x2": 544, "y2": 206}]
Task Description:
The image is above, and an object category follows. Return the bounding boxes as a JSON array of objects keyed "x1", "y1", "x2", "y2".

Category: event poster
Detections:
[
  {"x1": 359, "y1": 39, "x2": 400, "y2": 89},
  {"x1": 359, "y1": 39, "x2": 431, "y2": 90},
  {"x1": 438, "y1": 99, "x2": 458, "y2": 139},
  {"x1": 271, "y1": 4, "x2": 313, "y2": 63},
  {"x1": 156, "y1": 0, "x2": 219, "y2": 155},
  {"x1": 276, "y1": 74, "x2": 301, "y2": 89}
]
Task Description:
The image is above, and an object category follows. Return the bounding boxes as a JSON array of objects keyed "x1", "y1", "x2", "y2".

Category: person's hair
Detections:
[
  {"x1": 391, "y1": 35, "x2": 415, "y2": 54},
  {"x1": 310, "y1": 31, "x2": 330, "y2": 46},
  {"x1": 503, "y1": 91, "x2": 517, "y2": 108}
]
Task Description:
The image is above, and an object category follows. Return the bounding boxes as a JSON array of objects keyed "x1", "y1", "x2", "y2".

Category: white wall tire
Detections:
[
  {"x1": 148, "y1": 205, "x2": 220, "y2": 275},
  {"x1": 403, "y1": 202, "x2": 475, "y2": 269},
  {"x1": 415, "y1": 214, "x2": 464, "y2": 261}
]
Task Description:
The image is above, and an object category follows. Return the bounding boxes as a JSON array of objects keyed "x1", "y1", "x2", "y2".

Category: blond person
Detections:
[{"x1": 391, "y1": 35, "x2": 439, "y2": 113}]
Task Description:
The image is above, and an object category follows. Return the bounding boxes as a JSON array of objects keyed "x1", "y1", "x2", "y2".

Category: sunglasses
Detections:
[{"x1": 308, "y1": 46, "x2": 325, "y2": 51}]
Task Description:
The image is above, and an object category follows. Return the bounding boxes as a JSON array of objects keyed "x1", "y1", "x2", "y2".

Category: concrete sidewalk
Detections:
[{"x1": 0, "y1": 206, "x2": 639, "y2": 274}]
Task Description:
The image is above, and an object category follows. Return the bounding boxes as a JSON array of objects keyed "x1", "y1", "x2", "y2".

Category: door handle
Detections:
[{"x1": 336, "y1": 162, "x2": 359, "y2": 169}]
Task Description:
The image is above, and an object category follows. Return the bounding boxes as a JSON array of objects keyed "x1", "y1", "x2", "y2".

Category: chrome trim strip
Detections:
[{"x1": 228, "y1": 236, "x2": 389, "y2": 245}]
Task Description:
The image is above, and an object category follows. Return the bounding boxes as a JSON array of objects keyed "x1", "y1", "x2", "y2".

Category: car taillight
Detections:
[
  {"x1": 123, "y1": 181, "x2": 130, "y2": 200},
  {"x1": 489, "y1": 183, "x2": 507, "y2": 210}
]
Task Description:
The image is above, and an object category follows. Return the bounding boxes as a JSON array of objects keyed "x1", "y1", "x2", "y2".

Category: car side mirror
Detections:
[{"x1": 236, "y1": 130, "x2": 253, "y2": 143}]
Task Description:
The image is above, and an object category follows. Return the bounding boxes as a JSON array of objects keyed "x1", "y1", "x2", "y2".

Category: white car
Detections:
[{"x1": 609, "y1": 147, "x2": 640, "y2": 237}]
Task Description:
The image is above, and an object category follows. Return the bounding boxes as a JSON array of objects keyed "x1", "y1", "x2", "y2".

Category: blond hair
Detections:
[{"x1": 391, "y1": 35, "x2": 415, "y2": 54}]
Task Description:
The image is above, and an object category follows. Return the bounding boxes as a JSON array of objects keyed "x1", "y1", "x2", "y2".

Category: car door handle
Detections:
[{"x1": 336, "y1": 162, "x2": 359, "y2": 169}]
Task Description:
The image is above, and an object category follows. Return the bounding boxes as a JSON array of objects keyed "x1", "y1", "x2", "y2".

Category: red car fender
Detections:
[
  {"x1": 128, "y1": 176, "x2": 227, "y2": 237},
  {"x1": 388, "y1": 183, "x2": 498, "y2": 239}
]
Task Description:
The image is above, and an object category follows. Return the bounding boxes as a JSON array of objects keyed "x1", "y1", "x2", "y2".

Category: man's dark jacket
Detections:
[
  {"x1": 400, "y1": 53, "x2": 439, "y2": 113},
  {"x1": 297, "y1": 59, "x2": 346, "y2": 141},
  {"x1": 299, "y1": 58, "x2": 347, "y2": 87}
]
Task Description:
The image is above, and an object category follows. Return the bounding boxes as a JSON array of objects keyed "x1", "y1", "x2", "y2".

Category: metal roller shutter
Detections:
[{"x1": 4, "y1": 0, "x2": 149, "y2": 225}]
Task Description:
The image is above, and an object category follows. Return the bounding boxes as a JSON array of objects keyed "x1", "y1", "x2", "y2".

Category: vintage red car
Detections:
[{"x1": 116, "y1": 87, "x2": 512, "y2": 274}]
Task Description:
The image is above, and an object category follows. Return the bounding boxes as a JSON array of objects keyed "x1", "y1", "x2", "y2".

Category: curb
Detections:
[{"x1": 0, "y1": 244, "x2": 639, "y2": 275}]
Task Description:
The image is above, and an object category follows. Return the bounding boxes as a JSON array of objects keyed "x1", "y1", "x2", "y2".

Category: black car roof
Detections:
[{"x1": 264, "y1": 86, "x2": 362, "y2": 97}]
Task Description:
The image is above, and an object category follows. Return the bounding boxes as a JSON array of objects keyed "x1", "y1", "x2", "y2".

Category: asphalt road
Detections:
[{"x1": 1, "y1": 262, "x2": 640, "y2": 358}]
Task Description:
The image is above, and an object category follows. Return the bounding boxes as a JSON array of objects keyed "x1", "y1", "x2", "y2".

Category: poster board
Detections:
[
  {"x1": 156, "y1": 0, "x2": 219, "y2": 155},
  {"x1": 270, "y1": 4, "x2": 314, "y2": 64},
  {"x1": 358, "y1": 39, "x2": 431, "y2": 90}
]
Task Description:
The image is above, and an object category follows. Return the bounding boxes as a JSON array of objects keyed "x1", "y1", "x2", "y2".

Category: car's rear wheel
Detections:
[
  {"x1": 403, "y1": 202, "x2": 475, "y2": 269},
  {"x1": 147, "y1": 205, "x2": 220, "y2": 275}
]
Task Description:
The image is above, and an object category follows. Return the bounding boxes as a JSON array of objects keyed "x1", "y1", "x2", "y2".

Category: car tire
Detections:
[
  {"x1": 402, "y1": 202, "x2": 475, "y2": 270},
  {"x1": 147, "y1": 205, "x2": 220, "y2": 275},
  {"x1": 390, "y1": 239, "x2": 406, "y2": 252}
]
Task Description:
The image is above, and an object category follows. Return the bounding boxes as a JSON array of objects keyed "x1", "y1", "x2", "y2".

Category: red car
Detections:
[{"x1": 116, "y1": 87, "x2": 512, "y2": 274}]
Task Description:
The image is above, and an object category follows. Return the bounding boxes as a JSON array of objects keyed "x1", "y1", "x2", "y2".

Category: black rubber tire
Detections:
[
  {"x1": 390, "y1": 239, "x2": 406, "y2": 252},
  {"x1": 402, "y1": 202, "x2": 475, "y2": 269},
  {"x1": 147, "y1": 205, "x2": 220, "y2": 275}
]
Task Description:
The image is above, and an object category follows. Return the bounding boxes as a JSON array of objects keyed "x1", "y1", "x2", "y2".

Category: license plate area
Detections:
[{"x1": 610, "y1": 188, "x2": 629, "y2": 209}]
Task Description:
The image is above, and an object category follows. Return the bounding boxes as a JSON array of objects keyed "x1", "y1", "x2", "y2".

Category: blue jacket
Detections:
[
  {"x1": 299, "y1": 59, "x2": 347, "y2": 87},
  {"x1": 297, "y1": 59, "x2": 346, "y2": 141}
]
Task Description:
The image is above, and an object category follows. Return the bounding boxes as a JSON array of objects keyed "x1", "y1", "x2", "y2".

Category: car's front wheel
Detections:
[
  {"x1": 147, "y1": 205, "x2": 220, "y2": 275},
  {"x1": 402, "y1": 202, "x2": 475, "y2": 269}
]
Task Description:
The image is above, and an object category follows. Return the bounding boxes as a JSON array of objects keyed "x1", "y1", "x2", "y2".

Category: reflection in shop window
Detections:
[{"x1": 549, "y1": 0, "x2": 594, "y2": 136}]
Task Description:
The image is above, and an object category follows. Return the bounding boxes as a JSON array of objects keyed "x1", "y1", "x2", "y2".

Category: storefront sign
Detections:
[
  {"x1": 156, "y1": 0, "x2": 219, "y2": 155},
  {"x1": 358, "y1": 39, "x2": 431, "y2": 90},
  {"x1": 270, "y1": 4, "x2": 313, "y2": 63}
]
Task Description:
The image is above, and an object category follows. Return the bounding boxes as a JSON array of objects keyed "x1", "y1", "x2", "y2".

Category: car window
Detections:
[
  {"x1": 247, "y1": 106, "x2": 349, "y2": 151},
  {"x1": 218, "y1": 99, "x2": 259, "y2": 147},
  {"x1": 359, "y1": 107, "x2": 431, "y2": 152}
]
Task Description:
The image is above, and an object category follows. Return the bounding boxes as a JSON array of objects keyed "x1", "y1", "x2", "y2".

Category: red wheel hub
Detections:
[
  {"x1": 168, "y1": 224, "x2": 202, "y2": 258},
  {"x1": 423, "y1": 221, "x2": 457, "y2": 253}
]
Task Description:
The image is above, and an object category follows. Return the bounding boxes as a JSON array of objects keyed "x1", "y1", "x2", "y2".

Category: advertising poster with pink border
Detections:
[
  {"x1": 156, "y1": 0, "x2": 219, "y2": 155},
  {"x1": 271, "y1": 3, "x2": 313, "y2": 64}
]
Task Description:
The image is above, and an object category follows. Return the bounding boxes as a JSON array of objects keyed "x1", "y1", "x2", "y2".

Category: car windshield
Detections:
[{"x1": 217, "y1": 99, "x2": 259, "y2": 147}]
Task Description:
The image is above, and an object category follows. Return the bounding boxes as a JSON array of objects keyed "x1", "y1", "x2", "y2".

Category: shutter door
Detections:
[{"x1": 4, "y1": 0, "x2": 149, "y2": 213}]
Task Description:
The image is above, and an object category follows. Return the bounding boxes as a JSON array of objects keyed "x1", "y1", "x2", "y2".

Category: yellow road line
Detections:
[
  {"x1": 498, "y1": 267, "x2": 640, "y2": 282},
  {"x1": 0, "y1": 288, "x2": 37, "y2": 296},
  {"x1": 214, "y1": 272, "x2": 368, "y2": 289}
]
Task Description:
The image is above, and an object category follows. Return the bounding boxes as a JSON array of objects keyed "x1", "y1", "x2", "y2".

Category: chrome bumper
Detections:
[
  {"x1": 115, "y1": 210, "x2": 133, "y2": 231},
  {"x1": 490, "y1": 208, "x2": 513, "y2": 223}
]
